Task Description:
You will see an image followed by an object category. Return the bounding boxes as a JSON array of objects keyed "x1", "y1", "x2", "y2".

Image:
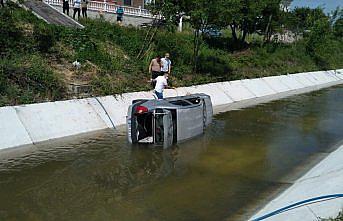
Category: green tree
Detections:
[
  {"x1": 216, "y1": 0, "x2": 282, "y2": 43},
  {"x1": 333, "y1": 17, "x2": 343, "y2": 37},
  {"x1": 259, "y1": 0, "x2": 283, "y2": 42},
  {"x1": 186, "y1": 0, "x2": 224, "y2": 71},
  {"x1": 306, "y1": 17, "x2": 331, "y2": 68},
  {"x1": 290, "y1": 7, "x2": 327, "y2": 34},
  {"x1": 331, "y1": 7, "x2": 343, "y2": 38},
  {"x1": 149, "y1": 0, "x2": 224, "y2": 72}
]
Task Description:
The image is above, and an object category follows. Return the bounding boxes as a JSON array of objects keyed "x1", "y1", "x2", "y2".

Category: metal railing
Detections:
[{"x1": 43, "y1": 0, "x2": 154, "y2": 18}]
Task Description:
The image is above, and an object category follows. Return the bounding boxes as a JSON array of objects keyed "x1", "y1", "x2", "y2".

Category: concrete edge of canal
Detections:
[
  {"x1": 249, "y1": 141, "x2": 343, "y2": 221},
  {"x1": 1, "y1": 69, "x2": 343, "y2": 150}
]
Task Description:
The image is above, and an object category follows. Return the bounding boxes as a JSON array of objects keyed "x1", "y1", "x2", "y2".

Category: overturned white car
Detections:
[{"x1": 126, "y1": 94, "x2": 213, "y2": 148}]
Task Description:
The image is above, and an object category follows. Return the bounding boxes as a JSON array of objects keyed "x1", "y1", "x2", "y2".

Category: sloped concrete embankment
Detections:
[
  {"x1": 249, "y1": 142, "x2": 343, "y2": 221},
  {"x1": 22, "y1": 0, "x2": 84, "y2": 28},
  {"x1": 1, "y1": 70, "x2": 343, "y2": 150}
]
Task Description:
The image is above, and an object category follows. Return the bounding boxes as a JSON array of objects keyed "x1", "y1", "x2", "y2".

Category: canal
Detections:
[{"x1": 1, "y1": 85, "x2": 343, "y2": 221}]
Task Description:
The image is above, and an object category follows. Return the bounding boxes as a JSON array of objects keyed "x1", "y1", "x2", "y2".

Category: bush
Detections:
[
  {"x1": 81, "y1": 19, "x2": 145, "y2": 56},
  {"x1": 0, "y1": 8, "x2": 23, "y2": 53},
  {"x1": 155, "y1": 31, "x2": 193, "y2": 65},
  {"x1": 305, "y1": 18, "x2": 332, "y2": 69},
  {"x1": 197, "y1": 48, "x2": 232, "y2": 77},
  {"x1": 0, "y1": 55, "x2": 66, "y2": 106},
  {"x1": 33, "y1": 23, "x2": 57, "y2": 53},
  {"x1": 333, "y1": 18, "x2": 343, "y2": 38}
]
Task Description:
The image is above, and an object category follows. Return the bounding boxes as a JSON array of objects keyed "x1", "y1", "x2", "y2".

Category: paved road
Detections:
[{"x1": 23, "y1": 0, "x2": 83, "y2": 28}]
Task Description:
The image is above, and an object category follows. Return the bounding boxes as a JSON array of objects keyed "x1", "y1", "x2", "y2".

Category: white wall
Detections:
[
  {"x1": 0, "y1": 107, "x2": 33, "y2": 149},
  {"x1": 14, "y1": 99, "x2": 108, "y2": 143}
]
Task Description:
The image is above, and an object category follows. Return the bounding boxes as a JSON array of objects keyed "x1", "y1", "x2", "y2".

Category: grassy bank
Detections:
[{"x1": 1, "y1": 3, "x2": 343, "y2": 107}]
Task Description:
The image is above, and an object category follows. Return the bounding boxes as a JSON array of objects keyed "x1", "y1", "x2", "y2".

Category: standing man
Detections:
[
  {"x1": 149, "y1": 55, "x2": 162, "y2": 88},
  {"x1": 62, "y1": 0, "x2": 69, "y2": 16},
  {"x1": 73, "y1": 0, "x2": 81, "y2": 20},
  {"x1": 153, "y1": 73, "x2": 174, "y2": 99},
  {"x1": 81, "y1": 0, "x2": 88, "y2": 18},
  {"x1": 161, "y1": 53, "x2": 172, "y2": 75},
  {"x1": 116, "y1": 6, "x2": 124, "y2": 25}
]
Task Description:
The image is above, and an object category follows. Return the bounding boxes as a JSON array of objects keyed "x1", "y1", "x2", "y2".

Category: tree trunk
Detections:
[
  {"x1": 241, "y1": 28, "x2": 247, "y2": 43},
  {"x1": 263, "y1": 14, "x2": 273, "y2": 43},
  {"x1": 193, "y1": 29, "x2": 200, "y2": 73},
  {"x1": 241, "y1": 18, "x2": 248, "y2": 43},
  {"x1": 230, "y1": 23, "x2": 238, "y2": 42}
]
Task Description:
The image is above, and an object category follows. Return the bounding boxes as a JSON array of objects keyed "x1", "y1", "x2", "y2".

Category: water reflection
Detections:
[{"x1": 0, "y1": 86, "x2": 343, "y2": 221}]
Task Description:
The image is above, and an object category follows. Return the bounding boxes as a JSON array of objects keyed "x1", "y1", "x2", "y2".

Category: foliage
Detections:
[
  {"x1": 197, "y1": 48, "x2": 233, "y2": 77},
  {"x1": 333, "y1": 17, "x2": 343, "y2": 37},
  {"x1": 0, "y1": 55, "x2": 66, "y2": 106},
  {"x1": 0, "y1": 6, "x2": 24, "y2": 54},
  {"x1": 0, "y1": 3, "x2": 342, "y2": 107},
  {"x1": 33, "y1": 23, "x2": 57, "y2": 52},
  {"x1": 331, "y1": 7, "x2": 343, "y2": 38},
  {"x1": 284, "y1": 7, "x2": 327, "y2": 34},
  {"x1": 226, "y1": 0, "x2": 282, "y2": 43}
]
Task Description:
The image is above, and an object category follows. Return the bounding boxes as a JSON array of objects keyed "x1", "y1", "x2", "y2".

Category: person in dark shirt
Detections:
[
  {"x1": 62, "y1": 0, "x2": 69, "y2": 15},
  {"x1": 116, "y1": 6, "x2": 124, "y2": 25}
]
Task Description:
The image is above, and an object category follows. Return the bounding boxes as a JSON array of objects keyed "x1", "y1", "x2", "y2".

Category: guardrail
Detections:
[{"x1": 43, "y1": 0, "x2": 154, "y2": 18}]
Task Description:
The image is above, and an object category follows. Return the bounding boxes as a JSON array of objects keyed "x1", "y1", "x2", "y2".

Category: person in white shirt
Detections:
[
  {"x1": 153, "y1": 73, "x2": 174, "y2": 99},
  {"x1": 160, "y1": 53, "x2": 171, "y2": 74},
  {"x1": 73, "y1": 0, "x2": 81, "y2": 19}
]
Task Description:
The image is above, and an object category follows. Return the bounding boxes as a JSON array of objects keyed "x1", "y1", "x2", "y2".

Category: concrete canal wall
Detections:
[
  {"x1": 249, "y1": 142, "x2": 343, "y2": 221},
  {"x1": 1, "y1": 69, "x2": 343, "y2": 150}
]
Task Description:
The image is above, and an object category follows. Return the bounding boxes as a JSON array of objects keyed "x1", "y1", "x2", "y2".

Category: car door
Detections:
[
  {"x1": 153, "y1": 109, "x2": 173, "y2": 148},
  {"x1": 162, "y1": 110, "x2": 173, "y2": 148}
]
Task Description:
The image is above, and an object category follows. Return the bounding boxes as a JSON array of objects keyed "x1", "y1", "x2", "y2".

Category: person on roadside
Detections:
[
  {"x1": 161, "y1": 53, "x2": 172, "y2": 75},
  {"x1": 149, "y1": 55, "x2": 162, "y2": 88},
  {"x1": 73, "y1": 0, "x2": 81, "y2": 19},
  {"x1": 116, "y1": 6, "x2": 124, "y2": 25},
  {"x1": 153, "y1": 73, "x2": 174, "y2": 99},
  {"x1": 1, "y1": 0, "x2": 5, "y2": 7},
  {"x1": 81, "y1": 0, "x2": 88, "y2": 18},
  {"x1": 62, "y1": 0, "x2": 69, "y2": 15}
]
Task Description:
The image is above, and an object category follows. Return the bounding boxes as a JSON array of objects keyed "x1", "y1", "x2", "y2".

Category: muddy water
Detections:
[{"x1": 1, "y1": 86, "x2": 343, "y2": 221}]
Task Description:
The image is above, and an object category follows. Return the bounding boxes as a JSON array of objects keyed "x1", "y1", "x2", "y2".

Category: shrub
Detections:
[
  {"x1": 333, "y1": 18, "x2": 343, "y2": 38},
  {"x1": 0, "y1": 55, "x2": 66, "y2": 106},
  {"x1": 155, "y1": 31, "x2": 194, "y2": 65},
  {"x1": 81, "y1": 19, "x2": 144, "y2": 56},
  {"x1": 197, "y1": 48, "x2": 233, "y2": 77},
  {"x1": 0, "y1": 7, "x2": 23, "y2": 53},
  {"x1": 33, "y1": 23, "x2": 57, "y2": 53}
]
